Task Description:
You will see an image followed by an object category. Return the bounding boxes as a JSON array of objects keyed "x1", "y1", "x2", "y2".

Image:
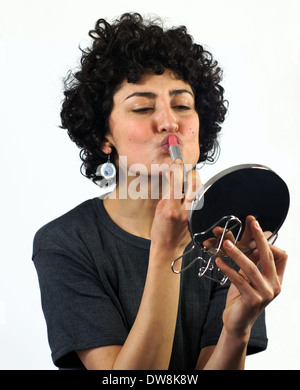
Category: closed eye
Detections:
[
  {"x1": 132, "y1": 106, "x2": 191, "y2": 113},
  {"x1": 173, "y1": 105, "x2": 191, "y2": 111},
  {"x1": 132, "y1": 107, "x2": 154, "y2": 113}
]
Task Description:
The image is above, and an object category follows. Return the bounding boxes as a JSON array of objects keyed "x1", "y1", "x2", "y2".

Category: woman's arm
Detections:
[
  {"x1": 78, "y1": 245, "x2": 183, "y2": 370},
  {"x1": 198, "y1": 329, "x2": 248, "y2": 370},
  {"x1": 78, "y1": 160, "x2": 197, "y2": 370}
]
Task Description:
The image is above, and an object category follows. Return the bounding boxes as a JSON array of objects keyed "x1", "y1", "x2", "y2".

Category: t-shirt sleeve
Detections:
[
  {"x1": 200, "y1": 280, "x2": 268, "y2": 354},
  {"x1": 32, "y1": 229, "x2": 128, "y2": 368}
]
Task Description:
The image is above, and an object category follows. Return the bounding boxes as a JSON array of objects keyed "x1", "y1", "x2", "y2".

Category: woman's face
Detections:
[{"x1": 105, "y1": 70, "x2": 200, "y2": 176}]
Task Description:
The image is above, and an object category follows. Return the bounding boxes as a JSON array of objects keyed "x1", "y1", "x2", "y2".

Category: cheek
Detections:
[
  {"x1": 114, "y1": 131, "x2": 151, "y2": 162},
  {"x1": 109, "y1": 119, "x2": 147, "y2": 153},
  {"x1": 186, "y1": 117, "x2": 200, "y2": 144},
  {"x1": 185, "y1": 118, "x2": 200, "y2": 163},
  {"x1": 127, "y1": 122, "x2": 150, "y2": 144}
]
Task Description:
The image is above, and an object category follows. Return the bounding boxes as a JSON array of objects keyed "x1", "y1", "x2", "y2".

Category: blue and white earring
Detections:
[{"x1": 96, "y1": 154, "x2": 116, "y2": 187}]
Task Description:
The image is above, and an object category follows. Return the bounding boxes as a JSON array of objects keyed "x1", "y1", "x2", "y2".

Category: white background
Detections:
[{"x1": 0, "y1": 0, "x2": 299, "y2": 370}]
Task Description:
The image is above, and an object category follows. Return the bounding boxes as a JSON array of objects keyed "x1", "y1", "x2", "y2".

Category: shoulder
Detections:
[{"x1": 32, "y1": 198, "x2": 102, "y2": 256}]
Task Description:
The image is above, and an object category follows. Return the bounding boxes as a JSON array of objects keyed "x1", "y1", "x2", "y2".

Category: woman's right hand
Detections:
[{"x1": 150, "y1": 160, "x2": 202, "y2": 257}]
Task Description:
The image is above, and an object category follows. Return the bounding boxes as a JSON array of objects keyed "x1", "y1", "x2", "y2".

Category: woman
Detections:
[{"x1": 32, "y1": 13, "x2": 287, "y2": 370}]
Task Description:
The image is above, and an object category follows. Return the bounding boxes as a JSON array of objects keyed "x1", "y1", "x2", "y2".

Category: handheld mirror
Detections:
[{"x1": 171, "y1": 164, "x2": 290, "y2": 284}]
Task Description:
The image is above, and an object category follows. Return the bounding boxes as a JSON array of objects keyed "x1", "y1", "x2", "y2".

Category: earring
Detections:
[{"x1": 96, "y1": 154, "x2": 116, "y2": 187}]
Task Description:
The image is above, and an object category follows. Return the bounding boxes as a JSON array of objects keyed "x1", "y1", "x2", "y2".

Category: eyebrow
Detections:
[{"x1": 125, "y1": 89, "x2": 194, "y2": 101}]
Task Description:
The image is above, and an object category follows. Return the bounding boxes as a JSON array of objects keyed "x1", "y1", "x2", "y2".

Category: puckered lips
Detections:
[{"x1": 159, "y1": 134, "x2": 182, "y2": 152}]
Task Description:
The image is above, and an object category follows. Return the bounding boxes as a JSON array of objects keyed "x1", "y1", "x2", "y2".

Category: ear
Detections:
[{"x1": 100, "y1": 135, "x2": 114, "y2": 155}]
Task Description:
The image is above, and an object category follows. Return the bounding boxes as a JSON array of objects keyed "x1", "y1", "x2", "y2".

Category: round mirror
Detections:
[
  {"x1": 172, "y1": 163, "x2": 290, "y2": 283},
  {"x1": 189, "y1": 164, "x2": 290, "y2": 248}
]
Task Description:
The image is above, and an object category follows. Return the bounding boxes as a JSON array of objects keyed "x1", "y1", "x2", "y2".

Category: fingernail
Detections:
[
  {"x1": 174, "y1": 159, "x2": 183, "y2": 165},
  {"x1": 224, "y1": 240, "x2": 234, "y2": 249},
  {"x1": 254, "y1": 220, "x2": 261, "y2": 231}
]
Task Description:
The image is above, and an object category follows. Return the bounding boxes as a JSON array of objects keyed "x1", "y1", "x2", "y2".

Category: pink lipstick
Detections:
[
  {"x1": 168, "y1": 135, "x2": 182, "y2": 162},
  {"x1": 160, "y1": 134, "x2": 182, "y2": 151}
]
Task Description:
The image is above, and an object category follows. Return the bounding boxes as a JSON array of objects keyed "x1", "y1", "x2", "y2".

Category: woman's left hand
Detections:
[{"x1": 215, "y1": 216, "x2": 288, "y2": 338}]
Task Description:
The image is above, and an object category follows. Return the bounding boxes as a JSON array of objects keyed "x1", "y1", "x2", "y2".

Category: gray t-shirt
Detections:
[{"x1": 32, "y1": 197, "x2": 267, "y2": 369}]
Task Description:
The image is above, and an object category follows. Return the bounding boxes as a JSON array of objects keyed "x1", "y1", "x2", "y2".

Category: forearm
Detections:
[
  {"x1": 201, "y1": 327, "x2": 250, "y2": 370},
  {"x1": 112, "y1": 246, "x2": 182, "y2": 370}
]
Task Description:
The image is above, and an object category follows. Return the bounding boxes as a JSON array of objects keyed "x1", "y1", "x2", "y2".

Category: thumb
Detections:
[{"x1": 184, "y1": 169, "x2": 203, "y2": 210}]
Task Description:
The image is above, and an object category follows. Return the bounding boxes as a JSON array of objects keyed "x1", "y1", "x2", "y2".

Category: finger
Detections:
[
  {"x1": 202, "y1": 236, "x2": 217, "y2": 249},
  {"x1": 202, "y1": 227, "x2": 223, "y2": 249},
  {"x1": 270, "y1": 245, "x2": 288, "y2": 285},
  {"x1": 202, "y1": 227, "x2": 237, "y2": 258},
  {"x1": 184, "y1": 169, "x2": 202, "y2": 210},
  {"x1": 221, "y1": 239, "x2": 268, "y2": 292},
  {"x1": 248, "y1": 231, "x2": 273, "y2": 251},
  {"x1": 238, "y1": 216, "x2": 271, "y2": 261},
  {"x1": 238, "y1": 215, "x2": 256, "y2": 247},
  {"x1": 213, "y1": 226, "x2": 236, "y2": 243},
  {"x1": 168, "y1": 159, "x2": 184, "y2": 202},
  {"x1": 250, "y1": 220, "x2": 277, "y2": 279},
  {"x1": 215, "y1": 256, "x2": 254, "y2": 296}
]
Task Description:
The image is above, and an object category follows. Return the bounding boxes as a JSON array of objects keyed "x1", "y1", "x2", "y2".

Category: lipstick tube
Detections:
[{"x1": 168, "y1": 139, "x2": 187, "y2": 182}]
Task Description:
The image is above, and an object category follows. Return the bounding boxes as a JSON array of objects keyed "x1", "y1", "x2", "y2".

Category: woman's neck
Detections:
[
  {"x1": 102, "y1": 174, "x2": 168, "y2": 239},
  {"x1": 103, "y1": 195, "x2": 160, "y2": 240}
]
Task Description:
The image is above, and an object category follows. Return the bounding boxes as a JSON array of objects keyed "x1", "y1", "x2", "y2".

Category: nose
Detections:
[{"x1": 154, "y1": 106, "x2": 179, "y2": 133}]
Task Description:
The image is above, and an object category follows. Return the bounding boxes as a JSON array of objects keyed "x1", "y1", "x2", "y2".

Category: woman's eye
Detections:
[
  {"x1": 174, "y1": 105, "x2": 191, "y2": 111},
  {"x1": 132, "y1": 107, "x2": 154, "y2": 113},
  {"x1": 132, "y1": 105, "x2": 191, "y2": 113}
]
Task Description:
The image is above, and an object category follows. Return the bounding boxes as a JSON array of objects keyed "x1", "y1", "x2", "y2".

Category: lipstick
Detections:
[
  {"x1": 168, "y1": 135, "x2": 182, "y2": 161},
  {"x1": 168, "y1": 135, "x2": 187, "y2": 180}
]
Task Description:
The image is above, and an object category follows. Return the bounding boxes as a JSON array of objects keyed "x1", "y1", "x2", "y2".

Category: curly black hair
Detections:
[{"x1": 60, "y1": 13, "x2": 228, "y2": 184}]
